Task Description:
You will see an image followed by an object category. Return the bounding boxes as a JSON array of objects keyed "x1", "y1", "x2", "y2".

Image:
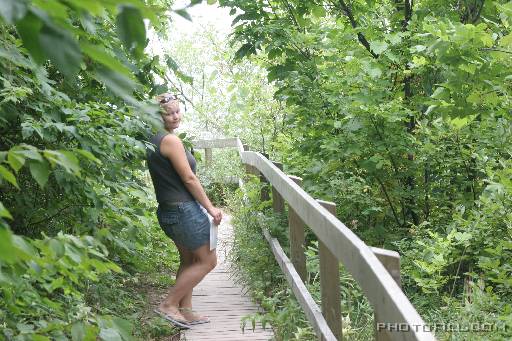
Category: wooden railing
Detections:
[{"x1": 194, "y1": 138, "x2": 436, "y2": 341}]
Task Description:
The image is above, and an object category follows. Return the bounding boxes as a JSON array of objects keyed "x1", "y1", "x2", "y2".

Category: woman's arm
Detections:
[{"x1": 160, "y1": 134, "x2": 222, "y2": 224}]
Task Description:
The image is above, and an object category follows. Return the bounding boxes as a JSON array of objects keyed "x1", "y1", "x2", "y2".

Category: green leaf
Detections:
[
  {"x1": 0, "y1": 227, "x2": 18, "y2": 263},
  {"x1": 0, "y1": 202, "x2": 13, "y2": 220},
  {"x1": 116, "y1": 5, "x2": 146, "y2": 58},
  {"x1": 39, "y1": 23, "x2": 83, "y2": 77},
  {"x1": 58, "y1": 150, "x2": 81, "y2": 175},
  {"x1": 0, "y1": 0, "x2": 28, "y2": 24},
  {"x1": 111, "y1": 317, "x2": 135, "y2": 341},
  {"x1": 44, "y1": 150, "x2": 81, "y2": 175},
  {"x1": 7, "y1": 150, "x2": 25, "y2": 172},
  {"x1": 16, "y1": 11, "x2": 44, "y2": 64},
  {"x1": 16, "y1": 145, "x2": 43, "y2": 161},
  {"x1": 480, "y1": 33, "x2": 494, "y2": 47},
  {"x1": 499, "y1": 33, "x2": 512, "y2": 48},
  {"x1": 366, "y1": 66, "x2": 382, "y2": 78},
  {"x1": 448, "y1": 115, "x2": 476, "y2": 130},
  {"x1": 99, "y1": 328, "x2": 122, "y2": 341},
  {"x1": 65, "y1": 0, "x2": 103, "y2": 16},
  {"x1": 12, "y1": 235, "x2": 36, "y2": 259},
  {"x1": 71, "y1": 323, "x2": 86, "y2": 341},
  {"x1": 235, "y1": 43, "x2": 255, "y2": 60},
  {"x1": 71, "y1": 322, "x2": 98, "y2": 341},
  {"x1": 166, "y1": 56, "x2": 179, "y2": 71},
  {"x1": 369, "y1": 41, "x2": 388, "y2": 55},
  {"x1": 93, "y1": 67, "x2": 140, "y2": 105},
  {"x1": 49, "y1": 239, "x2": 65, "y2": 258},
  {"x1": 0, "y1": 164, "x2": 19, "y2": 189},
  {"x1": 311, "y1": 5, "x2": 326, "y2": 18},
  {"x1": 174, "y1": 8, "x2": 192, "y2": 21},
  {"x1": 75, "y1": 149, "x2": 102, "y2": 164},
  {"x1": 81, "y1": 43, "x2": 133, "y2": 77},
  {"x1": 29, "y1": 159, "x2": 50, "y2": 188},
  {"x1": 16, "y1": 323, "x2": 34, "y2": 333}
]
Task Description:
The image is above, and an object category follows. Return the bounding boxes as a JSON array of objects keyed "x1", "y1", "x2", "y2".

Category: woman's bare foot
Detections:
[
  {"x1": 158, "y1": 303, "x2": 188, "y2": 322},
  {"x1": 179, "y1": 307, "x2": 209, "y2": 323}
]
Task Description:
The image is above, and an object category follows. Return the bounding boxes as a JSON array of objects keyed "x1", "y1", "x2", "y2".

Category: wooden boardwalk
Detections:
[{"x1": 182, "y1": 215, "x2": 274, "y2": 341}]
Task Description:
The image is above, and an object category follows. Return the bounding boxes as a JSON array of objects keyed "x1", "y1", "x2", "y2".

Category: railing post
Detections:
[
  {"x1": 205, "y1": 148, "x2": 212, "y2": 167},
  {"x1": 288, "y1": 175, "x2": 307, "y2": 282},
  {"x1": 371, "y1": 247, "x2": 401, "y2": 341},
  {"x1": 271, "y1": 162, "x2": 285, "y2": 214},
  {"x1": 260, "y1": 153, "x2": 270, "y2": 202},
  {"x1": 242, "y1": 145, "x2": 257, "y2": 176},
  {"x1": 317, "y1": 200, "x2": 342, "y2": 341}
]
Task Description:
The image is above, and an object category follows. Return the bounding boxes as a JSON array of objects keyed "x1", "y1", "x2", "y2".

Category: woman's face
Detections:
[{"x1": 161, "y1": 102, "x2": 181, "y2": 131}]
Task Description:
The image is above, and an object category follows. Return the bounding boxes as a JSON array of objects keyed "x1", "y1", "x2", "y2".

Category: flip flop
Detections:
[
  {"x1": 153, "y1": 309, "x2": 191, "y2": 329},
  {"x1": 179, "y1": 308, "x2": 210, "y2": 325}
]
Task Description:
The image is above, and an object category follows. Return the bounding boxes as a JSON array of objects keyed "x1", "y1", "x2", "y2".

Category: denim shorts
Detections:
[{"x1": 156, "y1": 201, "x2": 210, "y2": 251}]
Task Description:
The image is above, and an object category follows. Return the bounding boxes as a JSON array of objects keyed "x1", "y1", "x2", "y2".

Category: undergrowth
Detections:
[
  {"x1": 227, "y1": 176, "x2": 512, "y2": 340},
  {"x1": 0, "y1": 191, "x2": 181, "y2": 341}
]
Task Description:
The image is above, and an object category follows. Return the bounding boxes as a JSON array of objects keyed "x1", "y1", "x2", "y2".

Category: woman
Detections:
[{"x1": 147, "y1": 93, "x2": 223, "y2": 328}]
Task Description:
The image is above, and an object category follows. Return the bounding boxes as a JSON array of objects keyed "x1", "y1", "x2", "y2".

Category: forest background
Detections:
[{"x1": 0, "y1": 0, "x2": 511, "y2": 340}]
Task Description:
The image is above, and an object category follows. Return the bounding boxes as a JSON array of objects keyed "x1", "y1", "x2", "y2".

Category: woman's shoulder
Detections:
[
  {"x1": 160, "y1": 134, "x2": 186, "y2": 157},
  {"x1": 161, "y1": 133, "x2": 182, "y2": 145}
]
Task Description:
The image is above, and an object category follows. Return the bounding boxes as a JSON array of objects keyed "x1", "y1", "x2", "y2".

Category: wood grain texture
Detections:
[
  {"x1": 271, "y1": 162, "x2": 285, "y2": 214},
  {"x1": 288, "y1": 175, "x2": 307, "y2": 282},
  {"x1": 261, "y1": 228, "x2": 337, "y2": 341},
  {"x1": 193, "y1": 138, "x2": 239, "y2": 149},
  {"x1": 317, "y1": 200, "x2": 342, "y2": 340},
  {"x1": 204, "y1": 148, "x2": 212, "y2": 167},
  {"x1": 371, "y1": 247, "x2": 401, "y2": 341}
]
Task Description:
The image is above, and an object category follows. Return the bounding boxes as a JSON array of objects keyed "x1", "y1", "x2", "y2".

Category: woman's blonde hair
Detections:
[{"x1": 155, "y1": 92, "x2": 179, "y2": 108}]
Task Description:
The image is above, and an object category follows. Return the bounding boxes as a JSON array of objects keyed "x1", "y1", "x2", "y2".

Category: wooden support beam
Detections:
[
  {"x1": 242, "y1": 145, "x2": 258, "y2": 176},
  {"x1": 371, "y1": 247, "x2": 401, "y2": 341},
  {"x1": 271, "y1": 162, "x2": 285, "y2": 214},
  {"x1": 371, "y1": 247, "x2": 401, "y2": 288},
  {"x1": 288, "y1": 175, "x2": 307, "y2": 282},
  {"x1": 317, "y1": 200, "x2": 342, "y2": 340},
  {"x1": 193, "y1": 138, "x2": 239, "y2": 149},
  {"x1": 261, "y1": 228, "x2": 337, "y2": 341},
  {"x1": 260, "y1": 153, "x2": 270, "y2": 202},
  {"x1": 205, "y1": 148, "x2": 212, "y2": 167}
]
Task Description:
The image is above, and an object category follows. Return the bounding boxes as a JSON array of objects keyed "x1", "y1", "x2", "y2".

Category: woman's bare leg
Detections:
[
  {"x1": 174, "y1": 243, "x2": 194, "y2": 308},
  {"x1": 159, "y1": 243, "x2": 217, "y2": 317}
]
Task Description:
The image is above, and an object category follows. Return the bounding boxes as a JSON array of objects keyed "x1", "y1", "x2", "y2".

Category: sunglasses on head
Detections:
[{"x1": 160, "y1": 95, "x2": 177, "y2": 104}]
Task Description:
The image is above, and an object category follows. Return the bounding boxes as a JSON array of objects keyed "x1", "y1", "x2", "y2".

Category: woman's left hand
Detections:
[{"x1": 208, "y1": 207, "x2": 223, "y2": 225}]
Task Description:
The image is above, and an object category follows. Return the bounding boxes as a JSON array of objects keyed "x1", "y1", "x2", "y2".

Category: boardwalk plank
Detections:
[{"x1": 183, "y1": 215, "x2": 273, "y2": 341}]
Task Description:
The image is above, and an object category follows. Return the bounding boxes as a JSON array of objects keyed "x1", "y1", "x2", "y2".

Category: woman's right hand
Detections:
[{"x1": 208, "y1": 207, "x2": 223, "y2": 225}]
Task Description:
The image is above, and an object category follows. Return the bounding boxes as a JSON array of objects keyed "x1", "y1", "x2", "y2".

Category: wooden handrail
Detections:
[{"x1": 194, "y1": 137, "x2": 436, "y2": 341}]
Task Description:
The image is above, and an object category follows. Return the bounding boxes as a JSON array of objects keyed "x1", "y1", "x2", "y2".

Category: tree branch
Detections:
[
  {"x1": 337, "y1": 0, "x2": 378, "y2": 58},
  {"x1": 27, "y1": 204, "x2": 89, "y2": 228}
]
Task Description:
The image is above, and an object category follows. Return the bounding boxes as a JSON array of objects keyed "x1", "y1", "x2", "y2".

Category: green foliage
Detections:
[
  {"x1": 196, "y1": 149, "x2": 243, "y2": 205},
  {"x1": 161, "y1": 19, "x2": 287, "y2": 155},
  {"x1": 216, "y1": 0, "x2": 512, "y2": 338},
  {"x1": 0, "y1": 0, "x2": 192, "y2": 339}
]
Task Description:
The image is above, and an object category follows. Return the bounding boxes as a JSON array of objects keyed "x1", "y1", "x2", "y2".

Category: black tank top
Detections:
[{"x1": 146, "y1": 132, "x2": 196, "y2": 203}]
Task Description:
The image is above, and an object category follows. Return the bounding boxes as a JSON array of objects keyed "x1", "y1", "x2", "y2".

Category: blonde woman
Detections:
[{"x1": 147, "y1": 93, "x2": 222, "y2": 328}]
